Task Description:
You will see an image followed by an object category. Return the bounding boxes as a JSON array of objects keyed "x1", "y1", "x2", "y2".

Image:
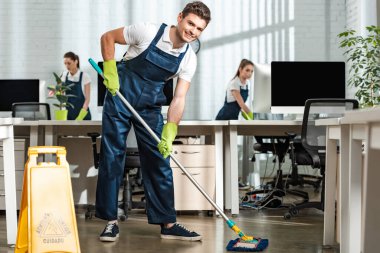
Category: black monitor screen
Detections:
[
  {"x1": 271, "y1": 61, "x2": 346, "y2": 106},
  {"x1": 0, "y1": 79, "x2": 39, "y2": 111},
  {"x1": 97, "y1": 62, "x2": 173, "y2": 106}
]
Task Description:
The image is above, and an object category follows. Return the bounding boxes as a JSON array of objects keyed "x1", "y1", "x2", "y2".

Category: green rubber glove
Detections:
[
  {"x1": 75, "y1": 108, "x2": 88, "y2": 121},
  {"x1": 103, "y1": 59, "x2": 119, "y2": 96},
  {"x1": 157, "y1": 122, "x2": 178, "y2": 158},
  {"x1": 241, "y1": 111, "x2": 254, "y2": 120}
]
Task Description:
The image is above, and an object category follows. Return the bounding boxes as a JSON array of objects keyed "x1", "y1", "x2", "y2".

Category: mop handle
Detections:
[{"x1": 88, "y1": 58, "x2": 229, "y2": 222}]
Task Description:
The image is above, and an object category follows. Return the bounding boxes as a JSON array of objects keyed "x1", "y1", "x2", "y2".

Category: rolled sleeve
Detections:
[
  {"x1": 178, "y1": 49, "x2": 197, "y2": 83},
  {"x1": 229, "y1": 78, "x2": 241, "y2": 91},
  {"x1": 123, "y1": 22, "x2": 157, "y2": 46}
]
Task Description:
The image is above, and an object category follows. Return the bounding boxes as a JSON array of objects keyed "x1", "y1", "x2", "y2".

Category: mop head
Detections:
[{"x1": 226, "y1": 238, "x2": 269, "y2": 252}]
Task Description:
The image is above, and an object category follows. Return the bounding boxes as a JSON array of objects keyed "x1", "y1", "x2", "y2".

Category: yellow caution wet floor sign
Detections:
[{"x1": 15, "y1": 146, "x2": 81, "y2": 253}]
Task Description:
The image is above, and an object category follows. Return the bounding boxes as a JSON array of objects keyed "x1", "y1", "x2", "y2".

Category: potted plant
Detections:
[
  {"x1": 338, "y1": 25, "x2": 380, "y2": 108},
  {"x1": 47, "y1": 72, "x2": 76, "y2": 120}
]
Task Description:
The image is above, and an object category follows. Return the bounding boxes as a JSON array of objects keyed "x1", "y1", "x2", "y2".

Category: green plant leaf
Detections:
[
  {"x1": 48, "y1": 72, "x2": 79, "y2": 110},
  {"x1": 53, "y1": 72, "x2": 62, "y2": 84},
  {"x1": 67, "y1": 102, "x2": 75, "y2": 109},
  {"x1": 338, "y1": 26, "x2": 380, "y2": 107}
]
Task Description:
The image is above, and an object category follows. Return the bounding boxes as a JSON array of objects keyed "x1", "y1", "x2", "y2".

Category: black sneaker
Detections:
[
  {"x1": 161, "y1": 223, "x2": 202, "y2": 241},
  {"x1": 99, "y1": 223, "x2": 119, "y2": 242}
]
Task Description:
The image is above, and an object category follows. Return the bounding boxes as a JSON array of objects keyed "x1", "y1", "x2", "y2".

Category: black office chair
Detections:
[
  {"x1": 86, "y1": 132, "x2": 145, "y2": 221},
  {"x1": 245, "y1": 136, "x2": 309, "y2": 209},
  {"x1": 253, "y1": 134, "x2": 323, "y2": 192},
  {"x1": 252, "y1": 136, "x2": 290, "y2": 190},
  {"x1": 12, "y1": 102, "x2": 51, "y2": 120},
  {"x1": 283, "y1": 98, "x2": 359, "y2": 219},
  {"x1": 249, "y1": 113, "x2": 307, "y2": 192}
]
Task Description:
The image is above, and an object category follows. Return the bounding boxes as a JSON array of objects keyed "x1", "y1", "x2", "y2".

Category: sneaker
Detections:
[
  {"x1": 99, "y1": 223, "x2": 119, "y2": 242},
  {"x1": 161, "y1": 223, "x2": 202, "y2": 241}
]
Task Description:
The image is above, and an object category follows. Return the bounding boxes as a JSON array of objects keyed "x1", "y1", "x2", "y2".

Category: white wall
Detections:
[{"x1": 0, "y1": 0, "x2": 346, "y2": 120}]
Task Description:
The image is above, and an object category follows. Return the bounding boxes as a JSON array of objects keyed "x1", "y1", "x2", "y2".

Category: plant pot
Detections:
[{"x1": 55, "y1": 109, "x2": 68, "y2": 120}]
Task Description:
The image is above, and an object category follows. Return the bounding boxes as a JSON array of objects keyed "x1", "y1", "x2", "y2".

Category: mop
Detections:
[{"x1": 88, "y1": 58, "x2": 268, "y2": 252}]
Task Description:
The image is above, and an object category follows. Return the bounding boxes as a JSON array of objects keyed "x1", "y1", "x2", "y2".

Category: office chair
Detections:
[
  {"x1": 12, "y1": 102, "x2": 51, "y2": 120},
  {"x1": 251, "y1": 136, "x2": 290, "y2": 190},
  {"x1": 246, "y1": 113, "x2": 307, "y2": 191},
  {"x1": 283, "y1": 98, "x2": 359, "y2": 219},
  {"x1": 244, "y1": 136, "x2": 309, "y2": 209},
  {"x1": 86, "y1": 132, "x2": 145, "y2": 221},
  {"x1": 252, "y1": 134, "x2": 323, "y2": 192}
]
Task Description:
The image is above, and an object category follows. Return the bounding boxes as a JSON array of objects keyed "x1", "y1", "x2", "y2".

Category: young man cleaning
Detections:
[{"x1": 95, "y1": 1, "x2": 211, "y2": 242}]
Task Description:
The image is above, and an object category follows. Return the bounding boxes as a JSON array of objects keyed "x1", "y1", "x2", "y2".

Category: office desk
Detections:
[
  {"x1": 0, "y1": 117, "x2": 22, "y2": 245},
  {"x1": 14, "y1": 120, "x2": 40, "y2": 146},
  {"x1": 315, "y1": 118, "x2": 342, "y2": 247},
  {"x1": 318, "y1": 107, "x2": 380, "y2": 253},
  {"x1": 226, "y1": 120, "x2": 302, "y2": 215},
  {"x1": 341, "y1": 107, "x2": 380, "y2": 253},
  {"x1": 39, "y1": 120, "x2": 102, "y2": 146},
  {"x1": 39, "y1": 120, "x2": 227, "y2": 215}
]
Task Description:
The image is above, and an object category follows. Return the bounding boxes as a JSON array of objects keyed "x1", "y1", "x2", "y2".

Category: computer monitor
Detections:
[
  {"x1": 97, "y1": 62, "x2": 173, "y2": 106},
  {"x1": 0, "y1": 79, "x2": 40, "y2": 111},
  {"x1": 270, "y1": 61, "x2": 346, "y2": 114},
  {"x1": 252, "y1": 63, "x2": 271, "y2": 113}
]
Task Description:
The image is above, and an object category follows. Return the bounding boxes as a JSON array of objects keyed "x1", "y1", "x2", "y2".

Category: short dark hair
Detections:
[
  {"x1": 182, "y1": 1, "x2": 211, "y2": 24},
  {"x1": 63, "y1": 51, "x2": 80, "y2": 68}
]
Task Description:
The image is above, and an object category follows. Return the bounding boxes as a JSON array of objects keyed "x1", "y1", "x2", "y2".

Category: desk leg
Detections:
[
  {"x1": 224, "y1": 127, "x2": 231, "y2": 210},
  {"x1": 44, "y1": 125, "x2": 54, "y2": 161},
  {"x1": 348, "y1": 125, "x2": 363, "y2": 253},
  {"x1": 339, "y1": 125, "x2": 350, "y2": 252},
  {"x1": 214, "y1": 126, "x2": 223, "y2": 216},
  {"x1": 362, "y1": 123, "x2": 380, "y2": 253},
  {"x1": 45, "y1": 125, "x2": 54, "y2": 146},
  {"x1": 242, "y1": 136, "x2": 250, "y2": 185},
  {"x1": 29, "y1": 125, "x2": 38, "y2": 146},
  {"x1": 229, "y1": 125, "x2": 239, "y2": 215},
  {"x1": 1, "y1": 125, "x2": 17, "y2": 245},
  {"x1": 324, "y1": 136, "x2": 337, "y2": 246}
]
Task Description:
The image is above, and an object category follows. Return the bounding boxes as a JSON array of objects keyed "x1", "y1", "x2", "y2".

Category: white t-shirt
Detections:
[
  {"x1": 122, "y1": 22, "x2": 197, "y2": 83},
  {"x1": 61, "y1": 70, "x2": 91, "y2": 95},
  {"x1": 226, "y1": 77, "x2": 250, "y2": 103}
]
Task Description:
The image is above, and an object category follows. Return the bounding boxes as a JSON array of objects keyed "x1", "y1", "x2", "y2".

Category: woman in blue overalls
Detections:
[
  {"x1": 95, "y1": 1, "x2": 211, "y2": 243},
  {"x1": 62, "y1": 52, "x2": 91, "y2": 120},
  {"x1": 215, "y1": 59, "x2": 254, "y2": 120}
]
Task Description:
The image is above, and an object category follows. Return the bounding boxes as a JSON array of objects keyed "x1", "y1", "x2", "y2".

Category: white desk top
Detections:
[
  {"x1": 315, "y1": 118, "x2": 341, "y2": 126},
  {"x1": 0, "y1": 118, "x2": 23, "y2": 125},
  {"x1": 229, "y1": 119, "x2": 302, "y2": 126},
  {"x1": 19, "y1": 120, "x2": 229, "y2": 126},
  {"x1": 341, "y1": 106, "x2": 380, "y2": 124},
  {"x1": 178, "y1": 120, "x2": 228, "y2": 126},
  {"x1": 38, "y1": 120, "x2": 102, "y2": 126},
  {"x1": 14, "y1": 120, "x2": 39, "y2": 126}
]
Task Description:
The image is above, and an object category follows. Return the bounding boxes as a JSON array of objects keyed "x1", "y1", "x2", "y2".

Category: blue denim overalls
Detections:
[
  {"x1": 65, "y1": 72, "x2": 91, "y2": 120},
  {"x1": 96, "y1": 24, "x2": 188, "y2": 224},
  {"x1": 215, "y1": 86, "x2": 249, "y2": 120}
]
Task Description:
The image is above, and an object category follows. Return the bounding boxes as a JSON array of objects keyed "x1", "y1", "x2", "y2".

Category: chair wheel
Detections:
[
  {"x1": 85, "y1": 211, "x2": 93, "y2": 220},
  {"x1": 119, "y1": 215, "x2": 127, "y2": 221},
  {"x1": 284, "y1": 212, "x2": 292, "y2": 220},
  {"x1": 207, "y1": 211, "x2": 214, "y2": 217},
  {"x1": 290, "y1": 208, "x2": 299, "y2": 216}
]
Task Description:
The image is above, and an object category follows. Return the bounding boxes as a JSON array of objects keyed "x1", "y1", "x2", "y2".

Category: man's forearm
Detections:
[
  {"x1": 167, "y1": 97, "x2": 186, "y2": 125},
  {"x1": 101, "y1": 33, "x2": 116, "y2": 61}
]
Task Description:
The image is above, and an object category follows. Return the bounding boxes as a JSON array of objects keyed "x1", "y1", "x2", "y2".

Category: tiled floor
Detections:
[{"x1": 0, "y1": 197, "x2": 339, "y2": 253}]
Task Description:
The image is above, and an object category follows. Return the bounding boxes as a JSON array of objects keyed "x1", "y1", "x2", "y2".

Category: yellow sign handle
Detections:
[
  {"x1": 28, "y1": 146, "x2": 66, "y2": 155},
  {"x1": 27, "y1": 146, "x2": 67, "y2": 166}
]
